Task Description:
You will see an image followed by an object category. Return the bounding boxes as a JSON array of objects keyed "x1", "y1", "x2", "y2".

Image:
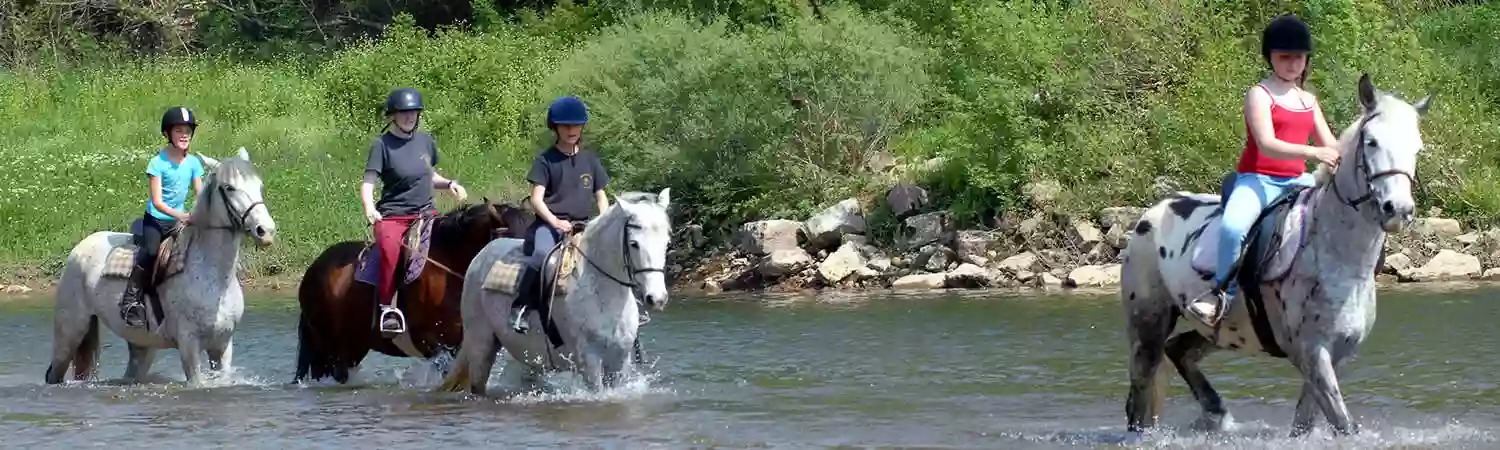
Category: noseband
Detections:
[
  {"x1": 1329, "y1": 111, "x2": 1417, "y2": 213},
  {"x1": 209, "y1": 180, "x2": 266, "y2": 233}
]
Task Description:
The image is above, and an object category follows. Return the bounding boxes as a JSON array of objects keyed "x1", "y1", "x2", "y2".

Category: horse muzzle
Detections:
[
  {"x1": 642, "y1": 293, "x2": 668, "y2": 311},
  {"x1": 250, "y1": 225, "x2": 276, "y2": 247},
  {"x1": 1378, "y1": 199, "x2": 1415, "y2": 233}
]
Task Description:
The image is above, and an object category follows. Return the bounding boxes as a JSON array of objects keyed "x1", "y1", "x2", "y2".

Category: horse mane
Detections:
[
  {"x1": 429, "y1": 203, "x2": 497, "y2": 250},
  {"x1": 191, "y1": 155, "x2": 258, "y2": 219},
  {"x1": 1312, "y1": 90, "x2": 1420, "y2": 187}
]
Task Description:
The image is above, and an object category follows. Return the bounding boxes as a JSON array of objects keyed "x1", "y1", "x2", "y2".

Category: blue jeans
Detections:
[
  {"x1": 1215, "y1": 172, "x2": 1316, "y2": 293},
  {"x1": 529, "y1": 223, "x2": 562, "y2": 270}
]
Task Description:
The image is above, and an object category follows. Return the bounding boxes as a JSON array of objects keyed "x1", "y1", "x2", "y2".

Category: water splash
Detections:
[{"x1": 1019, "y1": 419, "x2": 1496, "y2": 449}]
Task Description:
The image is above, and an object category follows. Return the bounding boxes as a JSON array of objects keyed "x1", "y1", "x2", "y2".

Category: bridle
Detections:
[
  {"x1": 205, "y1": 177, "x2": 266, "y2": 233},
  {"x1": 570, "y1": 220, "x2": 666, "y2": 304},
  {"x1": 1328, "y1": 111, "x2": 1417, "y2": 215}
]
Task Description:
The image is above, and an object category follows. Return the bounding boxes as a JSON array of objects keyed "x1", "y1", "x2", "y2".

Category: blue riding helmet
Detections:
[{"x1": 547, "y1": 96, "x2": 589, "y2": 126}]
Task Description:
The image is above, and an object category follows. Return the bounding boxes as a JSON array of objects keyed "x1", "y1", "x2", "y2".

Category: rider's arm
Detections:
[
  {"x1": 360, "y1": 171, "x2": 379, "y2": 214},
  {"x1": 1245, "y1": 86, "x2": 1322, "y2": 161},
  {"x1": 592, "y1": 154, "x2": 611, "y2": 214},
  {"x1": 595, "y1": 190, "x2": 610, "y2": 215},
  {"x1": 531, "y1": 184, "x2": 563, "y2": 226}
]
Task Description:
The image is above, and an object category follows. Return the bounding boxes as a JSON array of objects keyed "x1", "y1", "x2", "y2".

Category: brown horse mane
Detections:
[{"x1": 427, "y1": 201, "x2": 530, "y2": 255}]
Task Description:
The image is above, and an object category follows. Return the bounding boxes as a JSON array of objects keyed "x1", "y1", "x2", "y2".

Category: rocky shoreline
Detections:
[{"x1": 667, "y1": 189, "x2": 1500, "y2": 294}]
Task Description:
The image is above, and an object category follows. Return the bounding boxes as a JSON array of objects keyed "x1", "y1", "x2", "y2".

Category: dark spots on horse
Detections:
[
  {"x1": 1129, "y1": 292, "x2": 1136, "y2": 302},
  {"x1": 1228, "y1": 326, "x2": 1238, "y2": 333},
  {"x1": 1238, "y1": 336, "x2": 1247, "y2": 345},
  {"x1": 1159, "y1": 246, "x2": 1166, "y2": 258},
  {"x1": 1313, "y1": 313, "x2": 1321, "y2": 323},
  {"x1": 1229, "y1": 343, "x2": 1241, "y2": 350},
  {"x1": 1168, "y1": 196, "x2": 1212, "y2": 220},
  {"x1": 1135, "y1": 220, "x2": 1153, "y2": 236},
  {"x1": 1178, "y1": 293, "x2": 1186, "y2": 303}
]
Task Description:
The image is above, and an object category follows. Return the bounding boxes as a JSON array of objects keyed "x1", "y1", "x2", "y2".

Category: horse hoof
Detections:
[{"x1": 1191, "y1": 412, "x2": 1234, "y2": 433}]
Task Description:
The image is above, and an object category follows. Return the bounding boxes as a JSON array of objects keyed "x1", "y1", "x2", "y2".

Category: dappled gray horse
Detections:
[
  {"x1": 47, "y1": 148, "x2": 276, "y2": 386},
  {"x1": 437, "y1": 188, "x2": 672, "y2": 395},
  {"x1": 1120, "y1": 74, "x2": 1431, "y2": 436}
]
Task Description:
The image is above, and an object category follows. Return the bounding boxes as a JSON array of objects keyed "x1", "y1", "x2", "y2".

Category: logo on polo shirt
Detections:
[{"x1": 580, "y1": 173, "x2": 593, "y2": 189}]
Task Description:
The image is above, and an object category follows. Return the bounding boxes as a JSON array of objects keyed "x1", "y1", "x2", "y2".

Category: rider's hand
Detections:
[
  {"x1": 365, "y1": 209, "x2": 383, "y2": 225},
  {"x1": 549, "y1": 218, "x2": 571, "y2": 233},
  {"x1": 448, "y1": 181, "x2": 468, "y2": 202},
  {"x1": 177, "y1": 213, "x2": 193, "y2": 225},
  {"x1": 1308, "y1": 146, "x2": 1341, "y2": 167}
]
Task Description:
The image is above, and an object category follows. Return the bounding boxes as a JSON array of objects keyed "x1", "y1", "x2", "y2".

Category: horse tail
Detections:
[
  {"x1": 434, "y1": 346, "x2": 472, "y2": 393},
  {"x1": 72, "y1": 316, "x2": 100, "y2": 381}
]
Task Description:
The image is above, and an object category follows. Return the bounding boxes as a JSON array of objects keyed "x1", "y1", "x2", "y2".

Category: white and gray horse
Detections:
[
  {"x1": 1121, "y1": 74, "x2": 1431, "y2": 436},
  {"x1": 47, "y1": 148, "x2": 276, "y2": 386},
  {"x1": 437, "y1": 188, "x2": 672, "y2": 395}
]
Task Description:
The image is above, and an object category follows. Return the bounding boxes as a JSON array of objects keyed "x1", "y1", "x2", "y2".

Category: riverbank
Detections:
[{"x1": 666, "y1": 191, "x2": 1500, "y2": 295}]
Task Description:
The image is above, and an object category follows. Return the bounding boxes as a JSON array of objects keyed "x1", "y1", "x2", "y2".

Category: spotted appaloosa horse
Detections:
[{"x1": 1120, "y1": 74, "x2": 1432, "y2": 437}]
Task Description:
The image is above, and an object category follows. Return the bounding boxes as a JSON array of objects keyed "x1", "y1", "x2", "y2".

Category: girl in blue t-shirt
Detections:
[{"x1": 120, "y1": 106, "x2": 205, "y2": 327}]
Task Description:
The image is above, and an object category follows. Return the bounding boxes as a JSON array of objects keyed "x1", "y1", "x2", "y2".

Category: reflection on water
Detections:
[{"x1": 0, "y1": 283, "x2": 1496, "y2": 448}]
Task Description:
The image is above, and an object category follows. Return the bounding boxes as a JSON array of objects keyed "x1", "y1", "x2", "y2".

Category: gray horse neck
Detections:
[
  {"x1": 180, "y1": 217, "x2": 243, "y2": 282},
  {"x1": 1308, "y1": 165, "x2": 1386, "y2": 282},
  {"x1": 573, "y1": 219, "x2": 635, "y2": 307}
]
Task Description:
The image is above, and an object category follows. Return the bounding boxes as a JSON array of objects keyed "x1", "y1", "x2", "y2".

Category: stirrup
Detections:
[
  {"x1": 510, "y1": 304, "x2": 530, "y2": 334},
  {"x1": 121, "y1": 301, "x2": 148, "y2": 327},
  {"x1": 379, "y1": 306, "x2": 407, "y2": 334},
  {"x1": 1186, "y1": 288, "x2": 1229, "y2": 327}
]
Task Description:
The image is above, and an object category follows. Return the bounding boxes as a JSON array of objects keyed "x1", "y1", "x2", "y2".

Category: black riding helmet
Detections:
[
  {"x1": 385, "y1": 88, "x2": 424, "y2": 115},
  {"x1": 1261, "y1": 13, "x2": 1313, "y2": 64},
  {"x1": 160, "y1": 106, "x2": 197, "y2": 136}
]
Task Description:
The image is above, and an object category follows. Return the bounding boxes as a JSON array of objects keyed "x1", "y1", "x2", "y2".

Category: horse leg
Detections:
[
  {"x1": 1122, "y1": 242, "x2": 1176, "y2": 432},
  {"x1": 1295, "y1": 345, "x2": 1356, "y2": 436},
  {"x1": 207, "y1": 336, "x2": 234, "y2": 375},
  {"x1": 124, "y1": 344, "x2": 158, "y2": 383},
  {"x1": 177, "y1": 333, "x2": 205, "y2": 386},
  {"x1": 1165, "y1": 332, "x2": 1232, "y2": 431},
  {"x1": 46, "y1": 313, "x2": 91, "y2": 385}
]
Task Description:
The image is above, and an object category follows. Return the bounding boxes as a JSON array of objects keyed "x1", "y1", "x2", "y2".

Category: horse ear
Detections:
[
  {"x1": 237, "y1": 147, "x2": 251, "y2": 161},
  {"x1": 1358, "y1": 73, "x2": 1378, "y2": 113},
  {"x1": 1413, "y1": 94, "x2": 1433, "y2": 116},
  {"x1": 199, "y1": 154, "x2": 221, "y2": 171},
  {"x1": 658, "y1": 187, "x2": 671, "y2": 207}
]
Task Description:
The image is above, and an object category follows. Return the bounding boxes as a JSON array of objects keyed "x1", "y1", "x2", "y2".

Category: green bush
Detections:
[
  {"x1": 539, "y1": 6, "x2": 936, "y2": 228},
  {"x1": 3, "y1": 1, "x2": 1500, "y2": 284}
]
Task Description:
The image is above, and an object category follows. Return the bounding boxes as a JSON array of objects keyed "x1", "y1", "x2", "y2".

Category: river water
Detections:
[{"x1": 0, "y1": 284, "x2": 1497, "y2": 449}]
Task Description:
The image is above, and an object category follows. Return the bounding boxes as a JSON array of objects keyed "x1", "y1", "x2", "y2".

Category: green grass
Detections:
[{"x1": 2, "y1": 1, "x2": 1499, "y2": 284}]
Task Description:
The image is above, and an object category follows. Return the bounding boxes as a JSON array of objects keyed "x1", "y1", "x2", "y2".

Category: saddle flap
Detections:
[
  {"x1": 482, "y1": 245, "x2": 529, "y2": 295},
  {"x1": 543, "y1": 233, "x2": 586, "y2": 297}
]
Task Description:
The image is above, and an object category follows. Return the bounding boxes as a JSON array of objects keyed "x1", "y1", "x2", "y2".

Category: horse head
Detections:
[
  {"x1": 1325, "y1": 73, "x2": 1433, "y2": 233},
  {"x1": 590, "y1": 187, "x2": 673, "y2": 311},
  {"x1": 197, "y1": 147, "x2": 276, "y2": 246}
]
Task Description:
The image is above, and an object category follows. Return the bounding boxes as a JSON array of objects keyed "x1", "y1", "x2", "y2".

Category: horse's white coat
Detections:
[
  {"x1": 441, "y1": 188, "x2": 672, "y2": 394},
  {"x1": 1120, "y1": 75, "x2": 1430, "y2": 436},
  {"x1": 47, "y1": 148, "x2": 276, "y2": 386}
]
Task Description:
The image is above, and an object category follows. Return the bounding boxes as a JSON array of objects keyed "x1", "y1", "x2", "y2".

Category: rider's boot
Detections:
[
  {"x1": 119, "y1": 265, "x2": 150, "y2": 328},
  {"x1": 510, "y1": 267, "x2": 539, "y2": 334},
  {"x1": 1187, "y1": 282, "x2": 1237, "y2": 327}
]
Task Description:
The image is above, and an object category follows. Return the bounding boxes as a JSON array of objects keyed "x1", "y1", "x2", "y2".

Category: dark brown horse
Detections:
[{"x1": 294, "y1": 199, "x2": 532, "y2": 383}]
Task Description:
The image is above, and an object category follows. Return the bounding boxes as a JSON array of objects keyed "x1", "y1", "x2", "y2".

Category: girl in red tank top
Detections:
[{"x1": 1188, "y1": 14, "x2": 1344, "y2": 328}]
